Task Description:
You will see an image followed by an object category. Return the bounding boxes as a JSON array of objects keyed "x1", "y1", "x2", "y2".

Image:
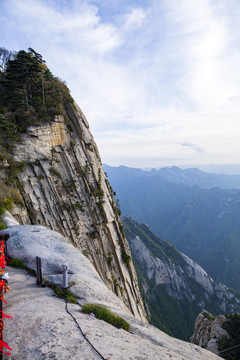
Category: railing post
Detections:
[
  {"x1": 36, "y1": 256, "x2": 43, "y2": 286},
  {"x1": 62, "y1": 264, "x2": 68, "y2": 289}
]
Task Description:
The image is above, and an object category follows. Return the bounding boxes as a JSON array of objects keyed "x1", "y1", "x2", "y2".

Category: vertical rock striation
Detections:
[
  {"x1": 191, "y1": 313, "x2": 229, "y2": 356},
  {"x1": 122, "y1": 217, "x2": 240, "y2": 339},
  {"x1": 3, "y1": 103, "x2": 146, "y2": 321}
]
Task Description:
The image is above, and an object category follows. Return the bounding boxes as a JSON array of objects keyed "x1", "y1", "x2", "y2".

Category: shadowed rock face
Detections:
[
  {"x1": 191, "y1": 314, "x2": 230, "y2": 356},
  {"x1": 122, "y1": 217, "x2": 240, "y2": 340},
  {"x1": 0, "y1": 102, "x2": 146, "y2": 321}
]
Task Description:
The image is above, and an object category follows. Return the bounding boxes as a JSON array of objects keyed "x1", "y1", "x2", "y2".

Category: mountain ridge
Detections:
[
  {"x1": 104, "y1": 164, "x2": 240, "y2": 292},
  {"x1": 122, "y1": 216, "x2": 240, "y2": 341},
  {"x1": 104, "y1": 164, "x2": 240, "y2": 189}
]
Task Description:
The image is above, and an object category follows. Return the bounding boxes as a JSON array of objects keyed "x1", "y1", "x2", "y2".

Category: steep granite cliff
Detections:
[
  {"x1": 0, "y1": 104, "x2": 146, "y2": 321},
  {"x1": 0, "y1": 48, "x2": 146, "y2": 321},
  {"x1": 122, "y1": 217, "x2": 240, "y2": 339}
]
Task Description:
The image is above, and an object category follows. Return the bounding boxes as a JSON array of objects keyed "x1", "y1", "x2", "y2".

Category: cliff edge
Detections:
[
  {"x1": 1, "y1": 222, "x2": 221, "y2": 360},
  {"x1": 0, "y1": 105, "x2": 146, "y2": 321}
]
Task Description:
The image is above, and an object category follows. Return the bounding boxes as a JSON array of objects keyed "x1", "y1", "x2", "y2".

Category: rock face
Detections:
[
  {"x1": 190, "y1": 313, "x2": 230, "y2": 355},
  {"x1": 0, "y1": 223, "x2": 135, "y2": 314},
  {"x1": 123, "y1": 217, "x2": 240, "y2": 340},
  {"x1": 0, "y1": 103, "x2": 146, "y2": 321},
  {"x1": 1, "y1": 225, "x2": 221, "y2": 360}
]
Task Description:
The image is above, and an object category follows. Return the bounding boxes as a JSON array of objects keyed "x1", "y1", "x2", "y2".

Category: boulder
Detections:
[{"x1": 0, "y1": 224, "x2": 129, "y2": 314}]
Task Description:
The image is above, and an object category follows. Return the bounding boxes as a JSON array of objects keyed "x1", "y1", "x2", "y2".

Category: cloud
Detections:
[
  {"x1": 123, "y1": 6, "x2": 146, "y2": 29},
  {"x1": 180, "y1": 142, "x2": 204, "y2": 153},
  {"x1": 1, "y1": 0, "x2": 240, "y2": 167},
  {"x1": 1, "y1": 0, "x2": 122, "y2": 54},
  {"x1": 164, "y1": 0, "x2": 240, "y2": 109}
]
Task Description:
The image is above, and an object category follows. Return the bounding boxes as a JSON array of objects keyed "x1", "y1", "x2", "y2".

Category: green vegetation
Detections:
[
  {"x1": 107, "y1": 251, "x2": 113, "y2": 265},
  {"x1": 82, "y1": 303, "x2": 130, "y2": 331},
  {"x1": 121, "y1": 250, "x2": 131, "y2": 266},
  {"x1": 0, "y1": 222, "x2": 6, "y2": 230},
  {"x1": 72, "y1": 202, "x2": 84, "y2": 212},
  {"x1": 0, "y1": 181, "x2": 24, "y2": 214},
  {"x1": 49, "y1": 167, "x2": 62, "y2": 179},
  {"x1": 10, "y1": 257, "x2": 36, "y2": 276},
  {"x1": 0, "y1": 47, "x2": 73, "y2": 149},
  {"x1": 43, "y1": 279, "x2": 78, "y2": 304},
  {"x1": 10, "y1": 260, "x2": 77, "y2": 304},
  {"x1": 96, "y1": 168, "x2": 105, "y2": 214},
  {"x1": 8, "y1": 160, "x2": 26, "y2": 178},
  {"x1": 123, "y1": 216, "x2": 185, "y2": 267},
  {"x1": 65, "y1": 291, "x2": 78, "y2": 304},
  {"x1": 104, "y1": 164, "x2": 240, "y2": 293},
  {"x1": 10, "y1": 258, "x2": 28, "y2": 269},
  {"x1": 118, "y1": 222, "x2": 125, "y2": 238},
  {"x1": 122, "y1": 217, "x2": 240, "y2": 341},
  {"x1": 201, "y1": 312, "x2": 216, "y2": 321},
  {"x1": 88, "y1": 168, "x2": 106, "y2": 220},
  {"x1": 218, "y1": 314, "x2": 240, "y2": 360}
]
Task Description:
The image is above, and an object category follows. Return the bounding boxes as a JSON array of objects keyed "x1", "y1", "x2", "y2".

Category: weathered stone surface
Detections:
[
  {"x1": 2, "y1": 102, "x2": 146, "y2": 321},
  {"x1": 207, "y1": 338, "x2": 219, "y2": 354},
  {"x1": 2, "y1": 210, "x2": 20, "y2": 227},
  {"x1": 129, "y1": 234, "x2": 240, "y2": 311},
  {"x1": 0, "y1": 224, "x2": 132, "y2": 314},
  {"x1": 4, "y1": 265, "x2": 221, "y2": 359},
  {"x1": 13, "y1": 115, "x2": 70, "y2": 161},
  {"x1": 210, "y1": 315, "x2": 229, "y2": 340},
  {"x1": 0, "y1": 160, "x2": 9, "y2": 180},
  {"x1": 191, "y1": 314, "x2": 230, "y2": 355}
]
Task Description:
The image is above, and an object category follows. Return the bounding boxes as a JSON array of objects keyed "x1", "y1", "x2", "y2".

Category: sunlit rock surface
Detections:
[
  {"x1": 1, "y1": 102, "x2": 146, "y2": 320},
  {"x1": 1, "y1": 225, "x2": 221, "y2": 360}
]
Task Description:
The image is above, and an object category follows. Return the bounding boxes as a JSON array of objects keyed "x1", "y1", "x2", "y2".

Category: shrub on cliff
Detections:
[
  {"x1": 0, "y1": 47, "x2": 73, "y2": 148},
  {"x1": 0, "y1": 181, "x2": 24, "y2": 214}
]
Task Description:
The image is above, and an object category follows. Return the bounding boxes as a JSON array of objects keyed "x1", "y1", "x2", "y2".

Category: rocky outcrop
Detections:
[
  {"x1": 190, "y1": 313, "x2": 230, "y2": 355},
  {"x1": 123, "y1": 217, "x2": 240, "y2": 339},
  {"x1": 2, "y1": 225, "x2": 221, "y2": 360},
  {"x1": 0, "y1": 222, "x2": 135, "y2": 314},
  {"x1": 129, "y1": 231, "x2": 240, "y2": 312},
  {"x1": 0, "y1": 103, "x2": 146, "y2": 321}
]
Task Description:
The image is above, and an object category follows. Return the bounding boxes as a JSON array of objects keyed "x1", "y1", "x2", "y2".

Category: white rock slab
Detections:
[
  {"x1": 1, "y1": 211, "x2": 20, "y2": 227},
  {"x1": 4, "y1": 267, "x2": 221, "y2": 360},
  {"x1": 0, "y1": 225, "x2": 129, "y2": 314}
]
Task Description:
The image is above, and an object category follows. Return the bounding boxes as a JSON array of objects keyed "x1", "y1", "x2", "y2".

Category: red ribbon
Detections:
[
  {"x1": 0, "y1": 238, "x2": 12, "y2": 355},
  {"x1": 0, "y1": 339, "x2": 13, "y2": 355},
  {"x1": 0, "y1": 311, "x2": 12, "y2": 319}
]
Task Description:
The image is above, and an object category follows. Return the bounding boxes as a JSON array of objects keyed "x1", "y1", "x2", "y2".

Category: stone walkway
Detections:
[{"x1": 3, "y1": 267, "x2": 221, "y2": 360}]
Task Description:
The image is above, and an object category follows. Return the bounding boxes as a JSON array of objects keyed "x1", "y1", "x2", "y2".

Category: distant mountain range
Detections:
[
  {"x1": 104, "y1": 164, "x2": 240, "y2": 189},
  {"x1": 103, "y1": 164, "x2": 240, "y2": 292},
  {"x1": 181, "y1": 164, "x2": 240, "y2": 175},
  {"x1": 123, "y1": 217, "x2": 240, "y2": 340}
]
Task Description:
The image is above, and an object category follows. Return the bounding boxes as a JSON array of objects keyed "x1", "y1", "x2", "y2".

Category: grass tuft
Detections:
[
  {"x1": 82, "y1": 303, "x2": 130, "y2": 331},
  {"x1": 201, "y1": 311, "x2": 216, "y2": 321},
  {"x1": 43, "y1": 280, "x2": 78, "y2": 304},
  {"x1": 10, "y1": 257, "x2": 36, "y2": 275},
  {"x1": 10, "y1": 258, "x2": 28, "y2": 269}
]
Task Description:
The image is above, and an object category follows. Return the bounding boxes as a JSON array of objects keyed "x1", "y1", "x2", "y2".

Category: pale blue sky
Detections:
[{"x1": 1, "y1": 0, "x2": 240, "y2": 168}]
